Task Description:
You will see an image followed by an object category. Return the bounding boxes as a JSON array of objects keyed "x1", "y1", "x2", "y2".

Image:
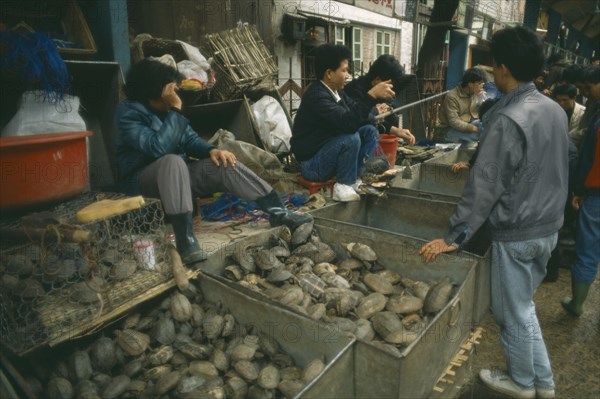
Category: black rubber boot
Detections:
[
  {"x1": 255, "y1": 191, "x2": 313, "y2": 231},
  {"x1": 168, "y1": 212, "x2": 208, "y2": 265}
]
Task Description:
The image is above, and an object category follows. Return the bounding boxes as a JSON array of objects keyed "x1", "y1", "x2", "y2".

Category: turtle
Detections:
[
  {"x1": 311, "y1": 242, "x2": 336, "y2": 263},
  {"x1": 270, "y1": 246, "x2": 290, "y2": 258},
  {"x1": 424, "y1": 277, "x2": 453, "y2": 313},
  {"x1": 279, "y1": 225, "x2": 292, "y2": 243},
  {"x1": 363, "y1": 273, "x2": 394, "y2": 295},
  {"x1": 312, "y1": 262, "x2": 335, "y2": 276},
  {"x1": 346, "y1": 242, "x2": 377, "y2": 262},
  {"x1": 254, "y1": 249, "x2": 283, "y2": 271},
  {"x1": 266, "y1": 267, "x2": 294, "y2": 283},
  {"x1": 296, "y1": 272, "x2": 326, "y2": 298},
  {"x1": 232, "y1": 244, "x2": 256, "y2": 273},
  {"x1": 292, "y1": 243, "x2": 318, "y2": 258},
  {"x1": 291, "y1": 222, "x2": 313, "y2": 245},
  {"x1": 338, "y1": 258, "x2": 363, "y2": 270},
  {"x1": 225, "y1": 265, "x2": 244, "y2": 281}
]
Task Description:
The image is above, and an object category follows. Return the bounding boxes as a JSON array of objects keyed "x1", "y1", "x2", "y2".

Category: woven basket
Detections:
[{"x1": 201, "y1": 25, "x2": 278, "y2": 101}]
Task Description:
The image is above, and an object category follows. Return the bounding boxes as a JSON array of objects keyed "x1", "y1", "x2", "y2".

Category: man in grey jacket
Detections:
[{"x1": 421, "y1": 27, "x2": 568, "y2": 399}]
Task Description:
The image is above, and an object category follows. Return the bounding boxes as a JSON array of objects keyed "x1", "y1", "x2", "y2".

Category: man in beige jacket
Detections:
[
  {"x1": 438, "y1": 68, "x2": 487, "y2": 142},
  {"x1": 553, "y1": 83, "x2": 586, "y2": 149}
]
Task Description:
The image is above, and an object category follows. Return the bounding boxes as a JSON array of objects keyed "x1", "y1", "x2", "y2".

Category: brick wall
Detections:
[{"x1": 356, "y1": 27, "x2": 402, "y2": 75}]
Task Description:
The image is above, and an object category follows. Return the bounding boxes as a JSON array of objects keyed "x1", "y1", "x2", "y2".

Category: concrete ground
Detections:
[{"x1": 456, "y1": 265, "x2": 600, "y2": 399}]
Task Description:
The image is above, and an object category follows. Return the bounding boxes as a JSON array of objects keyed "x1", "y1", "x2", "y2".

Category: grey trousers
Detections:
[{"x1": 138, "y1": 154, "x2": 272, "y2": 215}]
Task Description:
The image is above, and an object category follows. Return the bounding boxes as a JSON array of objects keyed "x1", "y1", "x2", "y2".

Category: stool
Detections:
[{"x1": 297, "y1": 176, "x2": 335, "y2": 196}]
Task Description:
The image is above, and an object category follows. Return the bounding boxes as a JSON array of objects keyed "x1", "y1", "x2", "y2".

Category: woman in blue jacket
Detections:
[{"x1": 116, "y1": 59, "x2": 311, "y2": 265}]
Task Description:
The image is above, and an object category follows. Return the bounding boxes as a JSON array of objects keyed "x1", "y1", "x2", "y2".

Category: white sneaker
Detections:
[
  {"x1": 351, "y1": 179, "x2": 363, "y2": 193},
  {"x1": 479, "y1": 369, "x2": 535, "y2": 399},
  {"x1": 536, "y1": 387, "x2": 556, "y2": 399},
  {"x1": 332, "y1": 183, "x2": 360, "y2": 202}
]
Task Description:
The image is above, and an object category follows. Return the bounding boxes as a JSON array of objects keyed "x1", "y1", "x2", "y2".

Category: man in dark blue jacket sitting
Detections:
[
  {"x1": 116, "y1": 59, "x2": 312, "y2": 265},
  {"x1": 291, "y1": 44, "x2": 394, "y2": 202}
]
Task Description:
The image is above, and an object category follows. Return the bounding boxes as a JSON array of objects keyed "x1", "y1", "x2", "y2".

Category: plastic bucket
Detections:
[
  {"x1": 378, "y1": 134, "x2": 399, "y2": 167},
  {"x1": 0, "y1": 131, "x2": 92, "y2": 211}
]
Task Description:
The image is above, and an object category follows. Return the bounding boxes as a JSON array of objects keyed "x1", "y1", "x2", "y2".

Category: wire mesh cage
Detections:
[
  {"x1": 201, "y1": 25, "x2": 278, "y2": 102},
  {"x1": 0, "y1": 192, "x2": 173, "y2": 355}
]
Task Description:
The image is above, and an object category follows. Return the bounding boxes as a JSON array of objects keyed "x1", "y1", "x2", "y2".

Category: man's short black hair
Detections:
[
  {"x1": 491, "y1": 27, "x2": 544, "y2": 82},
  {"x1": 563, "y1": 64, "x2": 586, "y2": 84},
  {"x1": 553, "y1": 83, "x2": 578, "y2": 98},
  {"x1": 460, "y1": 68, "x2": 487, "y2": 87},
  {"x1": 366, "y1": 54, "x2": 406, "y2": 89},
  {"x1": 124, "y1": 59, "x2": 183, "y2": 103},
  {"x1": 478, "y1": 98, "x2": 499, "y2": 118},
  {"x1": 314, "y1": 44, "x2": 352, "y2": 80},
  {"x1": 583, "y1": 65, "x2": 600, "y2": 84}
]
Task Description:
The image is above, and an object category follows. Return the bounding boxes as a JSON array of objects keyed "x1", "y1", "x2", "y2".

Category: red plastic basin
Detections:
[{"x1": 0, "y1": 131, "x2": 93, "y2": 210}]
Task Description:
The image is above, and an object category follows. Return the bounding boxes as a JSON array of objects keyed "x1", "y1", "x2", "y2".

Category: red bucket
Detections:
[
  {"x1": 0, "y1": 131, "x2": 92, "y2": 211},
  {"x1": 378, "y1": 134, "x2": 399, "y2": 167}
]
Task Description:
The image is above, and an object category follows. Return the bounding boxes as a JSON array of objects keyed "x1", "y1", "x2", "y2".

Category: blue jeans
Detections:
[
  {"x1": 571, "y1": 194, "x2": 600, "y2": 284},
  {"x1": 446, "y1": 120, "x2": 483, "y2": 142},
  {"x1": 490, "y1": 233, "x2": 558, "y2": 390},
  {"x1": 300, "y1": 125, "x2": 378, "y2": 185}
]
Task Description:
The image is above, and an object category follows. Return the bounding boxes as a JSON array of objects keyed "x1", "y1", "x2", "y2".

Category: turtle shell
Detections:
[
  {"x1": 291, "y1": 222, "x2": 313, "y2": 245},
  {"x1": 297, "y1": 273, "x2": 326, "y2": 298},
  {"x1": 347, "y1": 243, "x2": 377, "y2": 262}
]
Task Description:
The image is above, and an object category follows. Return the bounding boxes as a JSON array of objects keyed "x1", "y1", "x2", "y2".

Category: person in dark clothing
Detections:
[
  {"x1": 344, "y1": 54, "x2": 416, "y2": 145},
  {"x1": 564, "y1": 64, "x2": 599, "y2": 137},
  {"x1": 116, "y1": 59, "x2": 312, "y2": 265},
  {"x1": 291, "y1": 44, "x2": 392, "y2": 202},
  {"x1": 562, "y1": 65, "x2": 600, "y2": 316}
]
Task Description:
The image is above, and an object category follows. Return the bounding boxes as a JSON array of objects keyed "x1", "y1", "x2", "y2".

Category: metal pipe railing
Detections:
[{"x1": 374, "y1": 90, "x2": 450, "y2": 122}]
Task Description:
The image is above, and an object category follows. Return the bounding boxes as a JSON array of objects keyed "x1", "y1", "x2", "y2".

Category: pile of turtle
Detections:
[
  {"x1": 225, "y1": 222, "x2": 455, "y2": 355},
  {"x1": 0, "y1": 239, "x2": 167, "y2": 306},
  {"x1": 22, "y1": 284, "x2": 325, "y2": 399}
]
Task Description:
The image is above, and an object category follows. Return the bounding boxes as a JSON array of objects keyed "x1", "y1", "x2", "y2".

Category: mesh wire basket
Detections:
[
  {"x1": 201, "y1": 25, "x2": 278, "y2": 101},
  {"x1": 0, "y1": 192, "x2": 174, "y2": 355}
]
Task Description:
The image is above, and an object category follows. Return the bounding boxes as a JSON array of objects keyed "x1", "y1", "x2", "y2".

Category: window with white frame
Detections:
[
  {"x1": 335, "y1": 26, "x2": 345, "y2": 46},
  {"x1": 352, "y1": 27, "x2": 363, "y2": 76},
  {"x1": 375, "y1": 30, "x2": 391, "y2": 58}
]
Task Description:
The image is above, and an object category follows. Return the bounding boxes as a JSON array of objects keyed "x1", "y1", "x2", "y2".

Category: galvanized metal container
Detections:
[
  {"x1": 423, "y1": 148, "x2": 476, "y2": 165},
  {"x1": 198, "y1": 274, "x2": 356, "y2": 399},
  {"x1": 199, "y1": 222, "x2": 479, "y2": 398},
  {"x1": 312, "y1": 222, "x2": 477, "y2": 399},
  {"x1": 391, "y1": 162, "x2": 469, "y2": 200},
  {"x1": 310, "y1": 192, "x2": 491, "y2": 326}
]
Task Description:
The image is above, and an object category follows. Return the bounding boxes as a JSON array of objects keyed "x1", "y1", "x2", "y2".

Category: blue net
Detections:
[
  {"x1": 199, "y1": 192, "x2": 309, "y2": 222},
  {"x1": 0, "y1": 31, "x2": 70, "y2": 102}
]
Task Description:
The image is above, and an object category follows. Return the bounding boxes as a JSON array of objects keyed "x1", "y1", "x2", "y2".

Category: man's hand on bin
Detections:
[{"x1": 420, "y1": 239, "x2": 457, "y2": 262}]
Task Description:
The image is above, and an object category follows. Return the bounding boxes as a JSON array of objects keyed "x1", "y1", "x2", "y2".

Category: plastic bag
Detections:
[
  {"x1": 176, "y1": 40, "x2": 214, "y2": 85},
  {"x1": 251, "y1": 96, "x2": 292, "y2": 153},
  {"x1": 177, "y1": 60, "x2": 208, "y2": 84},
  {"x1": 1, "y1": 91, "x2": 86, "y2": 136},
  {"x1": 207, "y1": 129, "x2": 301, "y2": 193}
]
